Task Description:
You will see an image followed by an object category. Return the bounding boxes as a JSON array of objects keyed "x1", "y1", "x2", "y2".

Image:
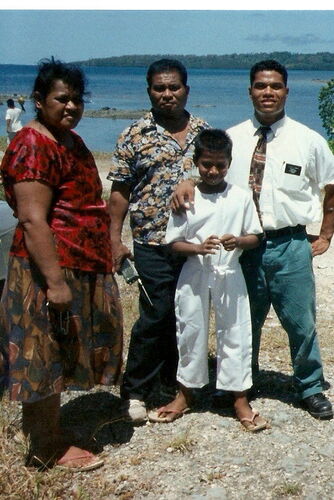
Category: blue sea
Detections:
[{"x1": 1, "y1": 64, "x2": 333, "y2": 152}]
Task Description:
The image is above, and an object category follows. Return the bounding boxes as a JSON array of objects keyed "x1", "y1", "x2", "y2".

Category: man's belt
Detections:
[{"x1": 265, "y1": 225, "x2": 306, "y2": 239}]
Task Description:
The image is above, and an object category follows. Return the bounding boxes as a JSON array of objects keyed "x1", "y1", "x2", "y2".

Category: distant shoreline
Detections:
[
  {"x1": 71, "y1": 52, "x2": 334, "y2": 71},
  {"x1": 83, "y1": 104, "x2": 216, "y2": 119},
  {"x1": 0, "y1": 102, "x2": 217, "y2": 120},
  {"x1": 2, "y1": 51, "x2": 334, "y2": 71},
  {"x1": 83, "y1": 108, "x2": 148, "y2": 119}
]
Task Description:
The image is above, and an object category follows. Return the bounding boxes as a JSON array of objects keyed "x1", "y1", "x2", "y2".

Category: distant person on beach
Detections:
[
  {"x1": 18, "y1": 95, "x2": 26, "y2": 111},
  {"x1": 5, "y1": 98, "x2": 22, "y2": 144},
  {"x1": 172, "y1": 59, "x2": 334, "y2": 420},
  {"x1": 148, "y1": 128, "x2": 268, "y2": 432},
  {"x1": 108, "y1": 58, "x2": 209, "y2": 422},
  {"x1": 0, "y1": 57, "x2": 123, "y2": 471}
]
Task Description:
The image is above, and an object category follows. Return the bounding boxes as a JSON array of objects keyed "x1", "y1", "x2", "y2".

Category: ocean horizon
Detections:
[{"x1": 1, "y1": 64, "x2": 333, "y2": 152}]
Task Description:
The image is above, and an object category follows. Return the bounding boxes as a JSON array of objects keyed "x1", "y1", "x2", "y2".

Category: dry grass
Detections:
[
  {"x1": 91, "y1": 151, "x2": 113, "y2": 162},
  {"x1": 273, "y1": 481, "x2": 303, "y2": 497},
  {"x1": 0, "y1": 407, "x2": 87, "y2": 499},
  {"x1": 165, "y1": 427, "x2": 196, "y2": 454},
  {"x1": 0, "y1": 215, "x2": 144, "y2": 499},
  {"x1": 0, "y1": 291, "x2": 296, "y2": 499},
  {"x1": 1, "y1": 289, "x2": 333, "y2": 497},
  {"x1": 1, "y1": 214, "x2": 334, "y2": 497}
]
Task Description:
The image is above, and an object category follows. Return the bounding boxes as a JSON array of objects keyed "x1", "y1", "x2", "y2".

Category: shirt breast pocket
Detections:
[{"x1": 278, "y1": 162, "x2": 304, "y2": 192}]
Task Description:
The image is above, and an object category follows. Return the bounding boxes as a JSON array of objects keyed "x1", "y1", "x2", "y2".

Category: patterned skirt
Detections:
[{"x1": 0, "y1": 256, "x2": 123, "y2": 403}]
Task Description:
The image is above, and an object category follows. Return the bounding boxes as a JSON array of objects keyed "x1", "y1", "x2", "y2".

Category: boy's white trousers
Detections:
[{"x1": 175, "y1": 260, "x2": 252, "y2": 392}]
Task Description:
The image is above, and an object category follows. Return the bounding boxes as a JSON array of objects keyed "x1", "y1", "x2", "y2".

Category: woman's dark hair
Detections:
[
  {"x1": 193, "y1": 129, "x2": 232, "y2": 163},
  {"x1": 32, "y1": 56, "x2": 88, "y2": 100}
]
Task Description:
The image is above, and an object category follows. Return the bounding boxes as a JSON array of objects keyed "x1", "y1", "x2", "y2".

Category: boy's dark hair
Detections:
[
  {"x1": 250, "y1": 59, "x2": 288, "y2": 86},
  {"x1": 193, "y1": 129, "x2": 232, "y2": 163},
  {"x1": 146, "y1": 58, "x2": 188, "y2": 87},
  {"x1": 7, "y1": 98, "x2": 15, "y2": 107},
  {"x1": 32, "y1": 56, "x2": 88, "y2": 101}
]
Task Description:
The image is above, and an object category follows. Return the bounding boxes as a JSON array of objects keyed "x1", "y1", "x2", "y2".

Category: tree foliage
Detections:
[
  {"x1": 72, "y1": 52, "x2": 334, "y2": 71},
  {"x1": 318, "y1": 79, "x2": 334, "y2": 151}
]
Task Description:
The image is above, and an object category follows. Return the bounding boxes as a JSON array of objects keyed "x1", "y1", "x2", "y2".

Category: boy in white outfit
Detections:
[{"x1": 148, "y1": 129, "x2": 268, "y2": 431}]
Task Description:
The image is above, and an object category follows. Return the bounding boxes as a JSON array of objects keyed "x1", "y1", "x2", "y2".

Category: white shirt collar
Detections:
[{"x1": 251, "y1": 114, "x2": 287, "y2": 138}]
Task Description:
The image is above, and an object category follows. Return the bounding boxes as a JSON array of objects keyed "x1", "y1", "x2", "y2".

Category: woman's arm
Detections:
[
  {"x1": 14, "y1": 180, "x2": 72, "y2": 310},
  {"x1": 108, "y1": 181, "x2": 132, "y2": 273}
]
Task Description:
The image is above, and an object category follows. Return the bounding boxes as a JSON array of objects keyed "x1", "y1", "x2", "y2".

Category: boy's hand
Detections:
[
  {"x1": 199, "y1": 235, "x2": 221, "y2": 255},
  {"x1": 171, "y1": 180, "x2": 196, "y2": 213},
  {"x1": 220, "y1": 234, "x2": 239, "y2": 251}
]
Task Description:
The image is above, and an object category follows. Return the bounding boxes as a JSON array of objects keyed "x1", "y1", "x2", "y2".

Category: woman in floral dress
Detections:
[{"x1": 0, "y1": 58, "x2": 123, "y2": 471}]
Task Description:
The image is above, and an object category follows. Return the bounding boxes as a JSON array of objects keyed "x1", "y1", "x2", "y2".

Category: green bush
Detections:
[
  {"x1": 328, "y1": 138, "x2": 334, "y2": 153},
  {"x1": 319, "y1": 79, "x2": 334, "y2": 141}
]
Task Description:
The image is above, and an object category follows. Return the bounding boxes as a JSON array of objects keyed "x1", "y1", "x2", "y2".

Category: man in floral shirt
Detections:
[{"x1": 108, "y1": 59, "x2": 209, "y2": 422}]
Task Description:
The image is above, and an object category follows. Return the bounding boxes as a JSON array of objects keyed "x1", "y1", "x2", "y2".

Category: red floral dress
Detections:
[
  {"x1": 0, "y1": 127, "x2": 123, "y2": 402},
  {"x1": 2, "y1": 127, "x2": 112, "y2": 272}
]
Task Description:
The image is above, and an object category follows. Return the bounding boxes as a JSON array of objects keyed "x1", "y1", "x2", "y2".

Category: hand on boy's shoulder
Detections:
[{"x1": 171, "y1": 179, "x2": 196, "y2": 213}]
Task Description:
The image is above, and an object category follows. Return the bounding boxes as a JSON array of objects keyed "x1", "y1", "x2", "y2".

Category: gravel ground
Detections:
[
  {"x1": 59, "y1": 167, "x2": 334, "y2": 500},
  {"x1": 1, "y1": 153, "x2": 334, "y2": 498},
  {"x1": 59, "y1": 341, "x2": 334, "y2": 499}
]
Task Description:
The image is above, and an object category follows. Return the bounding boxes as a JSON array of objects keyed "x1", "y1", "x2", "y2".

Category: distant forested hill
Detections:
[{"x1": 73, "y1": 52, "x2": 334, "y2": 70}]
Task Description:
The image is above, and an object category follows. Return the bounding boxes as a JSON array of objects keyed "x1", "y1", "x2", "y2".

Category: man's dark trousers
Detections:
[{"x1": 121, "y1": 241, "x2": 185, "y2": 401}]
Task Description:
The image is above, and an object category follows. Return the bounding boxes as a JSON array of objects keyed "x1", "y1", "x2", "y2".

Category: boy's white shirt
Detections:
[{"x1": 165, "y1": 183, "x2": 262, "y2": 270}]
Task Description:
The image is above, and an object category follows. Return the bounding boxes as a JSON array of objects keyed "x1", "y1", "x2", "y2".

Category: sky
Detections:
[{"x1": 1, "y1": 5, "x2": 334, "y2": 65}]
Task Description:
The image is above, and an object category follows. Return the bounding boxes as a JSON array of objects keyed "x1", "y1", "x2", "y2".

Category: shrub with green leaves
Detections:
[{"x1": 319, "y1": 79, "x2": 334, "y2": 149}]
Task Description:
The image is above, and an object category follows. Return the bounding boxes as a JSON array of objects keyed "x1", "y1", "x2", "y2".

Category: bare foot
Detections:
[
  {"x1": 159, "y1": 392, "x2": 189, "y2": 418},
  {"x1": 233, "y1": 392, "x2": 268, "y2": 432},
  {"x1": 148, "y1": 390, "x2": 191, "y2": 423},
  {"x1": 237, "y1": 410, "x2": 268, "y2": 432}
]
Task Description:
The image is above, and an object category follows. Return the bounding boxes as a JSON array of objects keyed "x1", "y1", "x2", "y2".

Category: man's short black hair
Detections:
[
  {"x1": 7, "y1": 98, "x2": 15, "y2": 107},
  {"x1": 250, "y1": 59, "x2": 288, "y2": 86},
  {"x1": 146, "y1": 58, "x2": 188, "y2": 87},
  {"x1": 193, "y1": 129, "x2": 232, "y2": 163}
]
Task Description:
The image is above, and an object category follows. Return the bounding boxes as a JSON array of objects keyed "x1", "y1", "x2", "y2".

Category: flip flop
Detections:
[
  {"x1": 56, "y1": 447, "x2": 104, "y2": 472},
  {"x1": 240, "y1": 410, "x2": 268, "y2": 432},
  {"x1": 147, "y1": 406, "x2": 190, "y2": 423}
]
